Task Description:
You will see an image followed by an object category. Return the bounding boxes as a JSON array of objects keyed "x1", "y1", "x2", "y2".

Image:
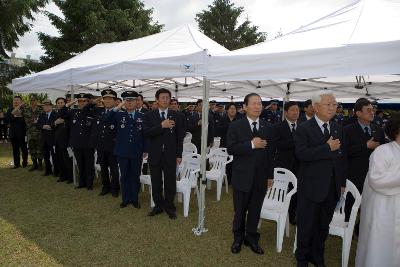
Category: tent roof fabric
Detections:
[
  {"x1": 208, "y1": 0, "x2": 400, "y2": 81},
  {"x1": 12, "y1": 24, "x2": 228, "y2": 92}
]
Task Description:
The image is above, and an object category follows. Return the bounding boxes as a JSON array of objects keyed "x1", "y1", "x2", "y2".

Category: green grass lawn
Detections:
[{"x1": 0, "y1": 143, "x2": 356, "y2": 266}]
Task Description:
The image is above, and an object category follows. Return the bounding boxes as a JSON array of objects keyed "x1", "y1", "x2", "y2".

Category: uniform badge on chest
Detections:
[
  {"x1": 72, "y1": 119, "x2": 76, "y2": 124},
  {"x1": 110, "y1": 124, "x2": 115, "y2": 130},
  {"x1": 121, "y1": 124, "x2": 125, "y2": 129}
]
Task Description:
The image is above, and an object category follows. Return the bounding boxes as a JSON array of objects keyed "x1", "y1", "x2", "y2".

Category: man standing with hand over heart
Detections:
[
  {"x1": 227, "y1": 93, "x2": 276, "y2": 255},
  {"x1": 294, "y1": 92, "x2": 346, "y2": 267}
]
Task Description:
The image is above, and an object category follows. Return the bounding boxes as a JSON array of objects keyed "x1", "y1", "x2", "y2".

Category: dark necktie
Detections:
[
  {"x1": 364, "y1": 126, "x2": 371, "y2": 139},
  {"x1": 323, "y1": 123, "x2": 330, "y2": 141},
  {"x1": 252, "y1": 121, "x2": 258, "y2": 137},
  {"x1": 291, "y1": 123, "x2": 296, "y2": 134},
  {"x1": 161, "y1": 111, "x2": 166, "y2": 120}
]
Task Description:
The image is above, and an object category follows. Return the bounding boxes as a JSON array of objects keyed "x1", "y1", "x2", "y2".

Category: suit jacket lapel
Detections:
[{"x1": 310, "y1": 117, "x2": 325, "y2": 141}]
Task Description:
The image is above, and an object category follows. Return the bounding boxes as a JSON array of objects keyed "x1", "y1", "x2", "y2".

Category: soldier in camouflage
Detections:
[{"x1": 21, "y1": 94, "x2": 44, "y2": 171}]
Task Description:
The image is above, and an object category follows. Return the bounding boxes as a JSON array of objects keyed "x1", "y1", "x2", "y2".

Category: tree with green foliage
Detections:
[
  {"x1": 195, "y1": 0, "x2": 266, "y2": 50},
  {"x1": 39, "y1": 0, "x2": 163, "y2": 68},
  {"x1": 0, "y1": 0, "x2": 49, "y2": 59}
]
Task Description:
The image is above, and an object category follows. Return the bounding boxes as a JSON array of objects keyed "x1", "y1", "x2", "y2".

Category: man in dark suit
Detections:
[
  {"x1": 294, "y1": 93, "x2": 346, "y2": 267},
  {"x1": 136, "y1": 94, "x2": 149, "y2": 113},
  {"x1": 37, "y1": 99, "x2": 58, "y2": 176},
  {"x1": 187, "y1": 99, "x2": 215, "y2": 152},
  {"x1": 53, "y1": 97, "x2": 73, "y2": 183},
  {"x1": 6, "y1": 95, "x2": 28, "y2": 168},
  {"x1": 227, "y1": 93, "x2": 276, "y2": 255},
  {"x1": 298, "y1": 99, "x2": 314, "y2": 124},
  {"x1": 344, "y1": 98, "x2": 385, "y2": 222},
  {"x1": 274, "y1": 101, "x2": 300, "y2": 225},
  {"x1": 143, "y1": 88, "x2": 185, "y2": 219}
]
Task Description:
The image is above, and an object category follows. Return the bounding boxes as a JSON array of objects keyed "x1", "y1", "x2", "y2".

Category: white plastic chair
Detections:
[
  {"x1": 205, "y1": 148, "x2": 233, "y2": 201},
  {"x1": 176, "y1": 153, "x2": 201, "y2": 217},
  {"x1": 183, "y1": 132, "x2": 192, "y2": 144},
  {"x1": 183, "y1": 142, "x2": 197, "y2": 156},
  {"x1": 139, "y1": 158, "x2": 154, "y2": 208},
  {"x1": 329, "y1": 179, "x2": 361, "y2": 267},
  {"x1": 259, "y1": 168, "x2": 297, "y2": 252}
]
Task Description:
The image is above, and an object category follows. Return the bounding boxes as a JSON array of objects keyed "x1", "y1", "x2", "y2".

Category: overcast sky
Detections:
[{"x1": 12, "y1": 0, "x2": 354, "y2": 60}]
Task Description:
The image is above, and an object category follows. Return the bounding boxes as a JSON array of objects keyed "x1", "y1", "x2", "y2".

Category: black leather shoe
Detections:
[
  {"x1": 56, "y1": 179, "x2": 63, "y2": 182},
  {"x1": 166, "y1": 211, "x2": 177, "y2": 219},
  {"x1": 99, "y1": 190, "x2": 109, "y2": 196},
  {"x1": 22, "y1": 161, "x2": 28, "y2": 168},
  {"x1": 66, "y1": 180, "x2": 73, "y2": 184},
  {"x1": 43, "y1": 172, "x2": 52, "y2": 176},
  {"x1": 111, "y1": 192, "x2": 119, "y2": 198},
  {"x1": 231, "y1": 242, "x2": 242, "y2": 254},
  {"x1": 132, "y1": 201, "x2": 141, "y2": 209},
  {"x1": 75, "y1": 185, "x2": 86, "y2": 189},
  {"x1": 87, "y1": 186, "x2": 93, "y2": 191},
  {"x1": 120, "y1": 202, "x2": 128, "y2": 208},
  {"x1": 148, "y1": 208, "x2": 163, "y2": 216},
  {"x1": 244, "y1": 239, "x2": 264, "y2": 255},
  {"x1": 12, "y1": 165, "x2": 20, "y2": 169}
]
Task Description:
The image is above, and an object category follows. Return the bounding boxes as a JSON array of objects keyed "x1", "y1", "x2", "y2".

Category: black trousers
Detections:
[
  {"x1": 11, "y1": 136, "x2": 28, "y2": 167},
  {"x1": 55, "y1": 144, "x2": 72, "y2": 182},
  {"x1": 98, "y1": 149, "x2": 120, "y2": 193},
  {"x1": 42, "y1": 142, "x2": 58, "y2": 174},
  {"x1": 295, "y1": 177, "x2": 337, "y2": 266},
  {"x1": 73, "y1": 148, "x2": 95, "y2": 187},
  {"x1": 149, "y1": 161, "x2": 176, "y2": 213},
  {"x1": 232, "y1": 180, "x2": 266, "y2": 244}
]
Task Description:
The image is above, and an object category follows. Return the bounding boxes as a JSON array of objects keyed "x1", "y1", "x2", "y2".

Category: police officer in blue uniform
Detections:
[
  {"x1": 332, "y1": 103, "x2": 345, "y2": 125},
  {"x1": 260, "y1": 99, "x2": 282, "y2": 124},
  {"x1": 60, "y1": 93, "x2": 96, "y2": 190},
  {"x1": 107, "y1": 91, "x2": 147, "y2": 208},
  {"x1": 88, "y1": 89, "x2": 120, "y2": 197}
]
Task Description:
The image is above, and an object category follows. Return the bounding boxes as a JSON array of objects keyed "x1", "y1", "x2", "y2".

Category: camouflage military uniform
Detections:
[{"x1": 22, "y1": 105, "x2": 43, "y2": 162}]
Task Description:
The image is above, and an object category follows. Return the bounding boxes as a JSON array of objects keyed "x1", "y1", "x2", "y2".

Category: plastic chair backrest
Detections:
[
  {"x1": 180, "y1": 153, "x2": 201, "y2": 185},
  {"x1": 265, "y1": 168, "x2": 297, "y2": 208},
  {"x1": 208, "y1": 148, "x2": 230, "y2": 171},
  {"x1": 332, "y1": 179, "x2": 361, "y2": 228},
  {"x1": 183, "y1": 142, "x2": 197, "y2": 156},
  {"x1": 212, "y1": 137, "x2": 221, "y2": 148}
]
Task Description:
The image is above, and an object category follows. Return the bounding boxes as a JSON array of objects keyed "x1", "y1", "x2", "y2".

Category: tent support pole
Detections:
[
  {"x1": 192, "y1": 76, "x2": 210, "y2": 236},
  {"x1": 69, "y1": 85, "x2": 78, "y2": 186}
]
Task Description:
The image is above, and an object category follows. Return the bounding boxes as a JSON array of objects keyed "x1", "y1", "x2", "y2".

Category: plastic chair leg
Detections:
[
  {"x1": 216, "y1": 179, "x2": 222, "y2": 201},
  {"x1": 285, "y1": 215, "x2": 290, "y2": 237},
  {"x1": 342, "y1": 236, "x2": 350, "y2": 267},
  {"x1": 183, "y1": 190, "x2": 190, "y2": 217},
  {"x1": 150, "y1": 186, "x2": 155, "y2": 208},
  {"x1": 224, "y1": 174, "x2": 229, "y2": 193}
]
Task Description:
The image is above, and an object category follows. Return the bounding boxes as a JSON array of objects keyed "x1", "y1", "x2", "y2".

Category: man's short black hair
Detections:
[
  {"x1": 376, "y1": 110, "x2": 384, "y2": 115},
  {"x1": 137, "y1": 94, "x2": 144, "y2": 101},
  {"x1": 56, "y1": 97, "x2": 66, "y2": 103},
  {"x1": 384, "y1": 113, "x2": 400, "y2": 141},
  {"x1": 196, "y1": 99, "x2": 203, "y2": 105},
  {"x1": 284, "y1": 101, "x2": 299, "y2": 111},
  {"x1": 244, "y1": 93, "x2": 261, "y2": 105},
  {"x1": 13, "y1": 95, "x2": 22, "y2": 100},
  {"x1": 354, "y1": 98, "x2": 371, "y2": 112},
  {"x1": 303, "y1": 99, "x2": 312, "y2": 108},
  {"x1": 155, "y1": 88, "x2": 171, "y2": 99},
  {"x1": 170, "y1": 98, "x2": 178, "y2": 104}
]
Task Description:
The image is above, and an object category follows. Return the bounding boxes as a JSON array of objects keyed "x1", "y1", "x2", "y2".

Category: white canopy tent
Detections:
[
  {"x1": 12, "y1": 24, "x2": 227, "y2": 92},
  {"x1": 208, "y1": 0, "x2": 400, "y2": 83}
]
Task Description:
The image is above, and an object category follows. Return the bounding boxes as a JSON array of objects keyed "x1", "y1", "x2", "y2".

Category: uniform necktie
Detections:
[
  {"x1": 161, "y1": 111, "x2": 166, "y2": 120},
  {"x1": 252, "y1": 121, "x2": 258, "y2": 136},
  {"x1": 291, "y1": 123, "x2": 296, "y2": 134},
  {"x1": 323, "y1": 123, "x2": 330, "y2": 141},
  {"x1": 364, "y1": 126, "x2": 371, "y2": 139}
]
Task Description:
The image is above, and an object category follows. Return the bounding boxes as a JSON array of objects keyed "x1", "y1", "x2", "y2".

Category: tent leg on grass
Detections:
[{"x1": 192, "y1": 77, "x2": 210, "y2": 236}]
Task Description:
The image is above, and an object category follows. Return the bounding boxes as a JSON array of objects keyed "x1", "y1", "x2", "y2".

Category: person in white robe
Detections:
[{"x1": 356, "y1": 114, "x2": 400, "y2": 267}]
